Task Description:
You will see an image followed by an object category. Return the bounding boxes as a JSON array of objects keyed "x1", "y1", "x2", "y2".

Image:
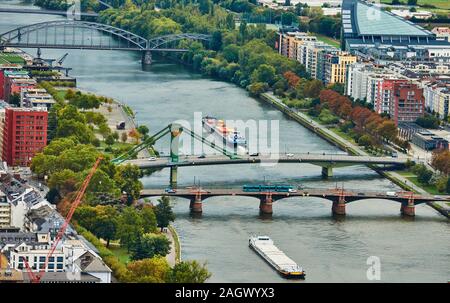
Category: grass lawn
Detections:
[
  {"x1": 396, "y1": 170, "x2": 441, "y2": 195},
  {"x1": 109, "y1": 246, "x2": 130, "y2": 265},
  {"x1": 314, "y1": 34, "x2": 340, "y2": 48},
  {"x1": 330, "y1": 127, "x2": 357, "y2": 144},
  {"x1": 0, "y1": 53, "x2": 25, "y2": 65}
]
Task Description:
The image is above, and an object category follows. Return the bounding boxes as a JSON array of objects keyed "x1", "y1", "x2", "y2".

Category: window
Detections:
[{"x1": 57, "y1": 257, "x2": 63, "y2": 263}]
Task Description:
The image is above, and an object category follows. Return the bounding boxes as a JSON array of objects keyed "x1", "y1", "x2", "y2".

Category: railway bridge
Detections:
[
  {"x1": 140, "y1": 188, "x2": 449, "y2": 217},
  {"x1": 0, "y1": 20, "x2": 211, "y2": 65}
]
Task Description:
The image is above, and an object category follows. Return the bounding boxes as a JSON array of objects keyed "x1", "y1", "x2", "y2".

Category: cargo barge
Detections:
[
  {"x1": 202, "y1": 116, "x2": 246, "y2": 147},
  {"x1": 249, "y1": 236, "x2": 305, "y2": 279}
]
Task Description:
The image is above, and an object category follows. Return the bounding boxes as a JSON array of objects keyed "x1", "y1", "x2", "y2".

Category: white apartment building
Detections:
[
  {"x1": 0, "y1": 190, "x2": 11, "y2": 228},
  {"x1": 422, "y1": 81, "x2": 450, "y2": 119}
]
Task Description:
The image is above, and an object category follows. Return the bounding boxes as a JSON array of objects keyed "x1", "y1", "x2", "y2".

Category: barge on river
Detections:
[{"x1": 249, "y1": 236, "x2": 305, "y2": 279}]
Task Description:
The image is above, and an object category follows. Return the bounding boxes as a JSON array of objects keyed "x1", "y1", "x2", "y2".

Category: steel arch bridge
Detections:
[{"x1": 0, "y1": 20, "x2": 211, "y2": 63}]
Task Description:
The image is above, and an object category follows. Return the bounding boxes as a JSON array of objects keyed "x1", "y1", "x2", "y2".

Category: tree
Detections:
[
  {"x1": 125, "y1": 257, "x2": 170, "y2": 283},
  {"x1": 167, "y1": 260, "x2": 211, "y2": 283},
  {"x1": 105, "y1": 134, "x2": 116, "y2": 146},
  {"x1": 431, "y1": 149, "x2": 450, "y2": 175},
  {"x1": 222, "y1": 44, "x2": 239, "y2": 63},
  {"x1": 248, "y1": 82, "x2": 268, "y2": 96},
  {"x1": 211, "y1": 31, "x2": 223, "y2": 51},
  {"x1": 407, "y1": 0, "x2": 417, "y2": 5},
  {"x1": 136, "y1": 125, "x2": 149, "y2": 137},
  {"x1": 117, "y1": 207, "x2": 145, "y2": 251},
  {"x1": 412, "y1": 164, "x2": 433, "y2": 185},
  {"x1": 130, "y1": 233, "x2": 170, "y2": 261},
  {"x1": 114, "y1": 164, "x2": 143, "y2": 203},
  {"x1": 121, "y1": 132, "x2": 128, "y2": 143},
  {"x1": 141, "y1": 206, "x2": 158, "y2": 233},
  {"x1": 251, "y1": 64, "x2": 276, "y2": 85},
  {"x1": 92, "y1": 205, "x2": 119, "y2": 247},
  {"x1": 154, "y1": 196, "x2": 175, "y2": 232}
]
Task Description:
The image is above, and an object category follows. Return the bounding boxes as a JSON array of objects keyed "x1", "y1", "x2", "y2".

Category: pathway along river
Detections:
[{"x1": 1, "y1": 0, "x2": 448, "y2": 282}]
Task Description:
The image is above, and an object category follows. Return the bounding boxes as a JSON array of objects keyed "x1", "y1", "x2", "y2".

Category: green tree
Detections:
[
  {"x1": 114, "y1": 164, "x2": 143, "y2": 203},
  {"x1": 211, "y1": 31, "x2": 223, "y2": 51},
  {"x1": 154, "y1": 196, "x2": 175, "y2": 231},
  {"x1": 167, "y1": 260, "x2": 211, "y2": 283},
  {"x1": 137, "y1": 125, "x2": 149, "y2": 137},
  {"x1": 141, "y1": 206, "x2": 158, "y2": 233},
  {"x1": 117, "y1": 207, "x2": 145, "y2": 251},
  {"x1": 105, "y1": 134, "x2": 116, "y2": 146},
  {"x1": 130, "y1": 233, "x2": 170, "y2": 260},
  {"x1": 251, "y1": 64, "x2": 276, "y2": 85}
]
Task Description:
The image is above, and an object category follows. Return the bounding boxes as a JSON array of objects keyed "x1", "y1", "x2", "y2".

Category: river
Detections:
[{"x1": 1, "y1": 0, "x2": 448, "y2": 282}]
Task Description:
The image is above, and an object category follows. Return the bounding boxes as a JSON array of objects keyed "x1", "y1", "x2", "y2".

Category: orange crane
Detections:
[{"x1": 23, "y1": 156, "x2": 103, "y2": 283}]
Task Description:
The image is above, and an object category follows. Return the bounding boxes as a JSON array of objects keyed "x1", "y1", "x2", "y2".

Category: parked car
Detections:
[
  {"x1": 286, "y1": 153, "x2": 294, "y2": 158},
  {"x1": 198, "y1": 154, "x2": 206, "y2": 159},
  {"x1": 288, "y1": 188, "x2": 297, "y2": 193},
  {"x1": 148, "y1": 157, "x2": 157, "y2": 161}
]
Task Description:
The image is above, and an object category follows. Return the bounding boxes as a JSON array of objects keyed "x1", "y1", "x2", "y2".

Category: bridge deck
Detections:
[
  {"x1": 140, "y1": 188, "x2": 449, "y2": 204},
  {"x1": 126, "y1": 153, "x2": 408, "y2": 169},
  {"x1": 0, "y1": 8, "x2": 99, "y2": 17}
]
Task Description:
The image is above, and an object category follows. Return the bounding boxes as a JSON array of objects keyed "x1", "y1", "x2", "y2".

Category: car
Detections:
[
  {"x1": 198, "y1": 154, "x2": 206, "y2": 159},
  {"x1": 165, "y1": 188, "x2": 176, "y2": 193},
  {"x1": 386, "y1": 191, "x2": 397, "y2": 197},
  {"x1": 148, "y1": 157, "x2": 157, "y2": 161},
  {"x1": 288, "y1": 188, "x2": 297, "y2": 193},
  {"x1": 250, "y1": 152, "x2": 259, "y2": 156},
  {"x1": 286, "y1": 153, "x2": 294, "y2": 157}
]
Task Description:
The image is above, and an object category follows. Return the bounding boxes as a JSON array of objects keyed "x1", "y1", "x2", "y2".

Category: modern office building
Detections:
[
  {"x1": 341, "y1": 0, "x2": 450, "y2": 60},
  {"x1": 1, "y1": 107, "x2": 48, "y2": 167}
]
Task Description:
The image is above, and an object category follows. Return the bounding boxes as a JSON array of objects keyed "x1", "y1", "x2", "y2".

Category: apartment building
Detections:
[
  {"x1": 1, "y1": 107, "x2": 48, "y2": 167},
  {"x1": 0, "y1": 190, "x2": 11, "y2": 228},
  {"x1": 324, "y1": 51, "x2": 357, "y2": 85}
]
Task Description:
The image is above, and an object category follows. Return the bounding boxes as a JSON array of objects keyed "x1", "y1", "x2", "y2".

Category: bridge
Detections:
[
  {"x1": 108, "y1": 123, "x2": 410, "y2": 187},
  {"x1": 141, "y1": 188, "x2": 450, "y2": 217},
  {"x1": 126, "y1": 153, "x2": 407, "y2": 179},
  {"x1": 0, "y1": 20, "x2": 211, "y2": 65},
  {"x1": 0, "y1": 7, "x2": 99, "y2": 17}
]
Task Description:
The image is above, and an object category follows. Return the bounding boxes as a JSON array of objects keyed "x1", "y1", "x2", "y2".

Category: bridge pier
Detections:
[
  {"x1": 190, "y1": 198, "x2": 203, "y2": 213},
  {"x1": 400, "y1": 202, "x2": 415, "y2": 217},
  {"x1": 170, "y1": 166, "x2": 178, "y2": 189},
  {"x1": 321, "y1": 166, "x2": 333, "y2": 178},
  {"x1": 332, "y1": 201, "x2": 346, "y2": 215},
  {"x1": 259, "y1": 197, "x2": 273, "y2": 215},
  {"x1": 142, "y1": 50, "x2": 152, "y2": 65}
]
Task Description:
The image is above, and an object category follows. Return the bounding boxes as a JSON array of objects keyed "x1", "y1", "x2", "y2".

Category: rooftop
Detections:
[{"x1": 343, "y1": 0, "x2": 433, "y2": 38}]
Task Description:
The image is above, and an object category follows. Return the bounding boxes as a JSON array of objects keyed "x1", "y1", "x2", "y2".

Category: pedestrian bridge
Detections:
[{"x1": 141, "y1": 188, "x2": 449, "y2": 217}]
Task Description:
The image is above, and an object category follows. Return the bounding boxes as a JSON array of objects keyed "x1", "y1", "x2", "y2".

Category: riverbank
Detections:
[{"x1": 260, "y1": 92, "x2": 450, "y2": 218}]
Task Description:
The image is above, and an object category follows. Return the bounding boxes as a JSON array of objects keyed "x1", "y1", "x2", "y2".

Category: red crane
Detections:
[{"x1": 23, "y1": 157, "x2": 103, "y2": 283}]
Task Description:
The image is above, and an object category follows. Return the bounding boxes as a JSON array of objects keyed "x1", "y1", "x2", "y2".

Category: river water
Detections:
[{"x1": 1, "y1": 0, "x2": 448, "y2": 282}]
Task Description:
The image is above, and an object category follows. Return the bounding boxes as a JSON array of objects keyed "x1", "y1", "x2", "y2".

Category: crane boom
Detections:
[{"x1": 25, "y1": 156, "x2": 103, "y2": 283}]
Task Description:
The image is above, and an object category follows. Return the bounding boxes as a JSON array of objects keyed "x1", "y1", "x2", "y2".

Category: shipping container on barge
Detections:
[
  {"x1": 202, "y1": 116, "x2": 246, "y2": 147},
  {"x1": 249, "y1": 236, "x2": 305, "y2": 279}
]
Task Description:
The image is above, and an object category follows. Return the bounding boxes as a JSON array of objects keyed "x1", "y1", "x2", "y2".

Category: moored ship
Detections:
[
  {"x1": 202, "y1": 116, "x2": 247, "y2": 147},
  {"x1": 249, "y1": 236, "x2": 305, "y2": 279}
]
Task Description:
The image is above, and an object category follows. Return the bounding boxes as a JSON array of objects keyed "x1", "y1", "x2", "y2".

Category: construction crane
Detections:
[{"x1": 23, "y1": 157, "x2": 103, "y2": 283}]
